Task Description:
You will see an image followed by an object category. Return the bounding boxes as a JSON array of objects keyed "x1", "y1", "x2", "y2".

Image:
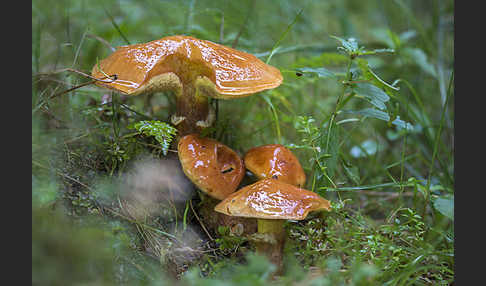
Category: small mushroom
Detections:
[
  {"x1": 244, "y1": 144, "x2": 306, "y2": 187},
  {"x1": 177, "y1": 134, "x2": 245, "y2": 200},
  {"x1": 214, "y1": 178, "x2": 331, "y2": 273},
  {"x1": 92, "y1": 35, "x2": 283, "y2": 136}
]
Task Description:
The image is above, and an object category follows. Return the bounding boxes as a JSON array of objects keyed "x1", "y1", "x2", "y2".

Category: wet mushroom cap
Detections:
[
  {"x1": 244, "y1": 144, "x2": 306, "y2": 187},
  {"x1": 91, "y1": 35, "x2": 283, "y2": 97},
  {"x1": 177, "y1": 134, "x2": 245, "y2": 200},
  {"x1": 214, "y1": 178, "x2": 331, "y2": 220}
]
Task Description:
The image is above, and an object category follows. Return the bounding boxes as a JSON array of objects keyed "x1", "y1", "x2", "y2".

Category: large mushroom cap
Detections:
[
  {"x1": 244, "y1": 144, "x2": 306, "y2": 187},
  {"x1": 91, "y1": 35, "x2": 283, "y2": 97},
  {"x1": 214, "y1": 178, "x2": 331, "y2": 220},
  {"x1": 177, "y1": 134, "x2": 245, "y2": 200}
]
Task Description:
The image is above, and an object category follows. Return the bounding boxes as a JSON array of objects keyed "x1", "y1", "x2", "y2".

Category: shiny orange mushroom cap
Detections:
[
  {"x1": 214, "y1": 178, "x2": 331, "y2": 220},
  {"x1": 91, "y1": 35, "x2": 283, "y2": 97},
  {"x1": 177, "y1": 134, "x2": 245, "y2": 200},
  {"x1": 244, "y1": 144, "x2": 306, "y2": 187}
]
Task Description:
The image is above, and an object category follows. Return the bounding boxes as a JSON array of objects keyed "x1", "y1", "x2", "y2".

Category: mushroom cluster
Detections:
[
  {"x1": 92, "y1": 35, "x2": 331, "y2": 275},
  {"x1": 215, "y1": 144, "x2": 332, "y2": 273},
  {"x1": 92, "y1": 35, "x2": 284, "y2": 233}
]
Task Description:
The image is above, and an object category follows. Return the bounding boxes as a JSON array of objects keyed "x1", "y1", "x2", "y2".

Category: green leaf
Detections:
[
  {"x1": 331, "y1": 35, "x2": 393, "y2": 58},
  {"x1": 342, "y1": 108, "x2": 414, "y2": 131},
  {"x1": 342, "y1": 108, "x2": 390, "y2": 121},
  {"x1": 370, "y1": 28, "x2": 397, "y2": 48},
  {"x1": 433, "y1": 195, "x2": 454, "y2": 220},
  {"x1": 295, "y1": 67, "x2": 336, "y2": 79},
  {"x1": 352, "y1": 82, "x2": 390, "y2": 110},
  {"x1": 331, "y1": 35, "x2": 360, "y2": 54},
  {"x1": 391, "y1": 116, "x2": 414, "y2": 131},
  {"x1": 399, "y1": 30, "x2": 417, "y2": 43},
  {"x1": 358, "y1": 48, "x2": 395, "y2": 56},
  {"x1": 321, "y1": 181, "x2": 412, "y2": 192},
  {"x1": 402, "y1": 47, "x2": 437, "y2": 78},
  {"x1": 342, "y1": 161, "x2": 360, "y2": 185},
  {"x1": 387, "y1": 29, "x2": 402, "y2": 49},
  {"x1": 370, "y1": 28, "x2": 416, "y2": 50},
  {"x1": 217, "y1": 226, "x2": 229, "y2": 236},
  {"x1": 355, "y1": 58, "x2": 400, "y2": 92},
  {"x1": 130, "y1": 120, "x2": 177, "y2": 156}
]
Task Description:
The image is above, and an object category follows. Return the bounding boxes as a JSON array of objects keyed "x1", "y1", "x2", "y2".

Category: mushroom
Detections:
[
  {"x1": 178, "y1": 134, "x2": 257, "y2": 235},
  {"x1": 177, "y1": 134, "x2": 245, "y2": 200},
  {"x1": 91, "y1": 35, "x2": 283, "y2": 136},
  {"x1": 244, "y1": 144, "x2": 306, "y2": 187},
  {"x1": 214, "y1": 178, "x2": 331, "y2": 273}
]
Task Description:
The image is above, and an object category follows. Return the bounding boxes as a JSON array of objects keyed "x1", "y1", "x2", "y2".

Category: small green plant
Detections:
[
  {"x1": 294, "y1": 36, "x2": 417, "y2": 197},
  {"x1": 129, "y1": 120, "x2": 178, "y2": 156},
  {"x1": 184, "y1": 253, "x2": 276, "y2": 286},
  {"x1": 287, "y1": 205, "x2": 453, "y2": 285},
  {"x1": 215, "y1": 226, "x2": 248, "y2": 252}
]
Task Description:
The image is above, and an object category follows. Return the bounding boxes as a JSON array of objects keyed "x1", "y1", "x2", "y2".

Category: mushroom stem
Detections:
[
  {"x1": 174, "y1": 83, "x2": 211, "y2": 136},
  {"x1": 254, "y1": 218, "x2": 286, "y2": 274},
  {"x1": 257, "y1": 218, "x2": 284, "y2": 235}
]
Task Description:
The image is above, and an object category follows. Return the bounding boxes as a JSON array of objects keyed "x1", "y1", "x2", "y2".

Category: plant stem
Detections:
[
  {"x1": 422, "y1": 71, "x2": 453, "y2": 218},
  {"x1": 319, "y1": 57, "x2": 354, "y2": 189},
  {"x1": 324, "y1": 58, "x2": 353, "y2": 152}
]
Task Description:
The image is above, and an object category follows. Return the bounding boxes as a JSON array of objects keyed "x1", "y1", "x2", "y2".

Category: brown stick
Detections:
[
  {"x1": 87, "y1": 33, "x2": 116, "y2": 52},
  {"x1": 34, "y1": 67, "x2": 115, "y2": 83},
  {"x1": 189, "y1": 199, "x2": 214, "y2": 241},
  {"x1": 34, "y1": 68, "x2": 118, "y2": 100}
]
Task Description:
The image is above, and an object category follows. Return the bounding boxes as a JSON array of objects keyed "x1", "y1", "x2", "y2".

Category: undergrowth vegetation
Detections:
[{"x1": 32, "y1": 0, "x2": 454, "y2": 285}]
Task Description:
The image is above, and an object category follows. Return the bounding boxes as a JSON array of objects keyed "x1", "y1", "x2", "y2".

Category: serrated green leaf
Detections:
[
  {"x1": 352, "y1": 82, "x2": 390, "y2": 110},
  {"x1": 295, "y1": 67, "x2": 336, "y2": 79},
  {"x1": 433, "y1": 195, "x2": 454, "y2": 220}
]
